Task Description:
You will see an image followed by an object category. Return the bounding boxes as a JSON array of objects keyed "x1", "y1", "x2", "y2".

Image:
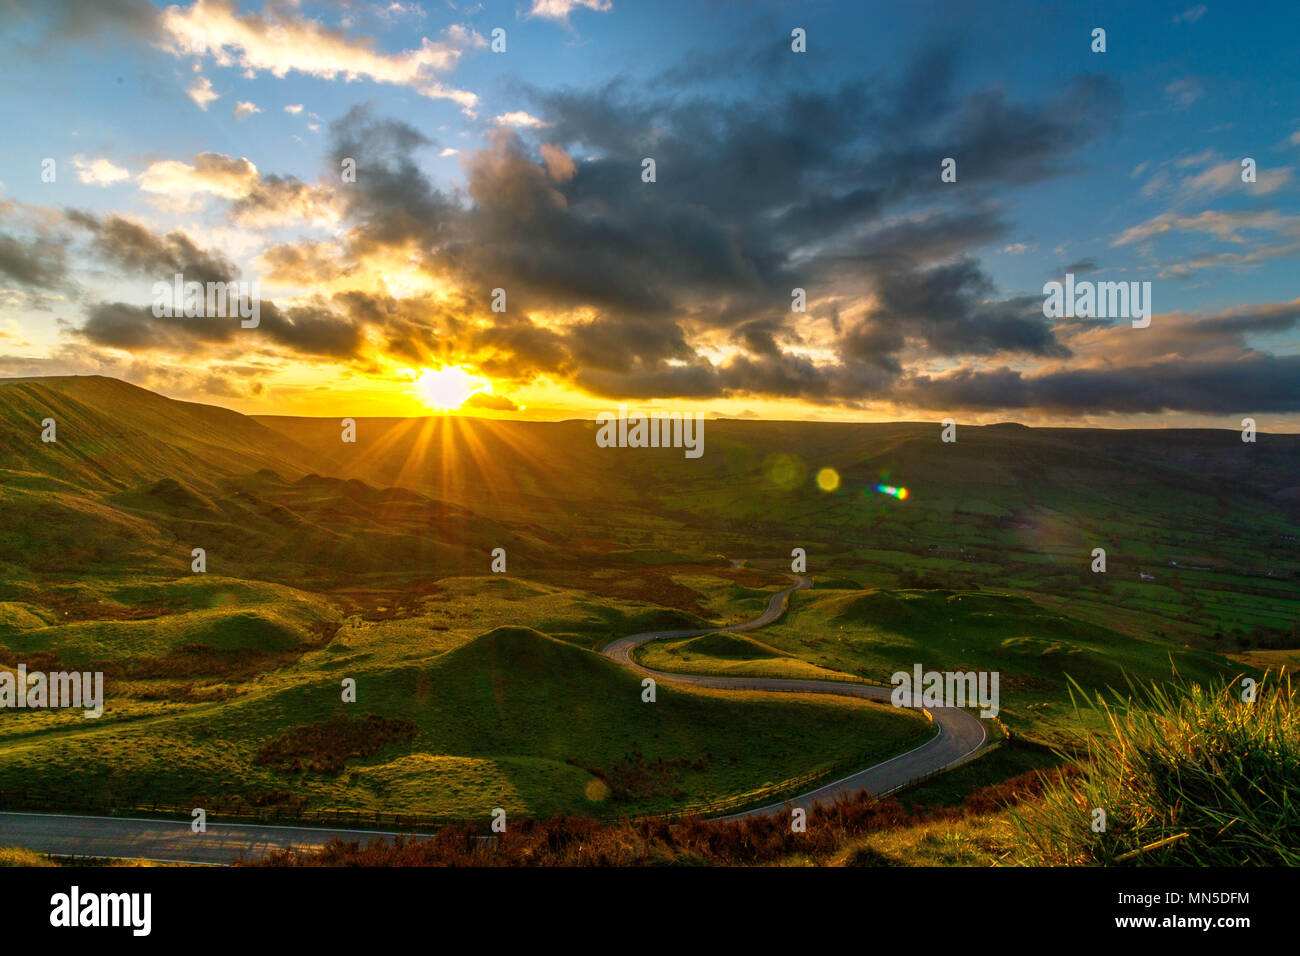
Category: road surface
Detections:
[
  {"x1": 0, "y1": 810, "x2": 413, "y2": 866},
  {"x1": 600, "y1": 570, "x2": 990, "y2": 817}
]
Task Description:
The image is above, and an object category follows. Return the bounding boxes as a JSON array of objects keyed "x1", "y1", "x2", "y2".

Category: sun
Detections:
[{"x1": 414, "y1": 366, "x2": 490, "y2": 411}]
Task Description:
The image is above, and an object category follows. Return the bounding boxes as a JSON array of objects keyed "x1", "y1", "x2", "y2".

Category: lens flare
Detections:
[
  {"x1": 816, "y1": 467, "x2": 841, "y2": 491},
  {"x1": 874, "y1": 483, "x2": 909, "y2": 500}
]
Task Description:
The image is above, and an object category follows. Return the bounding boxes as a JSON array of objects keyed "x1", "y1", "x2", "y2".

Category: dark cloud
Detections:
[
  {"x1": 0, "y1": 231, "x2": 67, "y2": 288},
  {"x1": 68, "y1": 212, "x2": 239, "y2": 286},
  {"x1": 899, "y1": 354, "x2": 1300, "y2": 414},
  {"x1": 1190, "y1": 300, "x2": 1300, "y2": 337},
  {"x1": 63, "y1": 44, "x2": 1149, "y2": 411},
  {"x1": 301, "y1": 53, "x2": 1114, "y2": 404},
  {"x1": 329, "y1": 103, "x2": 457, "y2": 251},
  {"x1": 860, "y1": 259, "x2": 1067, "y2": 358},
  {"x1": 0, "y1": 0, "x2": 159, "y2": 48},
  {"x1": 78, "y1": 297, "x2": 364, "y2": 360},
  {"x1": 229, "y1": 174, "x2": 335, "y2": 226}
]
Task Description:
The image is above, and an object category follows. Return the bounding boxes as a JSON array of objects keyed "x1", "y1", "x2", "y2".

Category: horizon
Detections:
[{"x1": 8, "y1": 371, "x2": 1300, "y2": 433}]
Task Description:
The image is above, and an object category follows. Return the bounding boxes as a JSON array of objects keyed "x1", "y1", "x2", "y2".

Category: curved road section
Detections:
[
  {"x1": 0, "y1": 569, "x2": 989, "y2": 862},
  {"x1": 600, "y1": 572, "x2": 990, "y2": 818}
]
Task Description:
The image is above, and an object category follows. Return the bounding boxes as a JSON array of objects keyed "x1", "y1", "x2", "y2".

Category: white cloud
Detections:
[
  {"x1": 495, "y1": 110, "x2": 550, "y2": 128},
  {"x1": 439, "y1": 147, "x2": 459, "y2": 157},
  {"x1": 529, "y1": 0, "x2": 612, "y2": 21},
  {"x1": 1172, "y1": 5, "x2": 1207, "y2": 23},
  {"x1": 159, "y1": 1, "x2": 483, "y2": 109},
  {"x1": 284, "y1": 103, "x2": 304, "y2": 114},
  {"x1": 187, "y1": 75, "x2": 219, "y2": 110},
  {"x1": 72, "y1": 157, "x2": 131, "y2": 186},
  {"x1": 138, "y1": 152, "x2": 260, "y2": 200},
  {"x1": 233, "y1": 100, "x2": 262, "y2": 119}
]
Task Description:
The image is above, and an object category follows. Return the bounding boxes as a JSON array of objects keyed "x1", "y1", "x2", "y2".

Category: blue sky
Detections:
[{"x1": 1, "y1": 0, "x2": 1297, "y2": 425}]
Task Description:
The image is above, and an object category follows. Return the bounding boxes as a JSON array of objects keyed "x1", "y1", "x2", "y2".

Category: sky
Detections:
[{"x1": 0, "y1": 0, "x2": 1298, "y2": 427}]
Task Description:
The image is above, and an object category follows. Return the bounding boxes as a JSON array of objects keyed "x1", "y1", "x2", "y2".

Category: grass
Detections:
[
  {"x1": 634, "y1": 631, "x2": 866, "y2": 682},
  {"x1": 0, "y1": 623, "x2": 931, "y2": 821},
  {"x1": 831, "y1": 813, "x2": 1016, "y2": 867},
  {"x1": 1010, "y1": 672, "x2": 1300, "y2": 865},
  {"x1": 0, "y1": 846, "x2": 55, "y2": 867},
  {"x1": 655, "y1": 585, "x2": 1245, "y2": 744}
]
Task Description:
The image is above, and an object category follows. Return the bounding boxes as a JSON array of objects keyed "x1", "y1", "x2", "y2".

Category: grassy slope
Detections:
[
  {"x1": 0, "y1": 614, "x2": 930, "y2": 820},
  {"x1": 636, "y1": 585, "x2": 1243, "y2": 743}
]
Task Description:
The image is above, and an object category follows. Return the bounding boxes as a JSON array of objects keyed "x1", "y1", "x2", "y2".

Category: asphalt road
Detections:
[
  {"x1": 600, "y1": 571, "x2": 990, "y2": 817},
  {"x1": 0, "y1": 566, "x2": 989, "y2": 862},
  {"x1": 0, "y1": 810, "x2": 412, "y2": 865}
]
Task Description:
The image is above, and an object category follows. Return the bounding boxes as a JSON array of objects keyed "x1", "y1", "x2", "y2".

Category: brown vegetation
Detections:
[
  {"x1": 243, "y1": 768, "x2": 1066, "y2": 866},
  {"x1": 255, "y1": 713, "x2": 417, "y2": 774}
]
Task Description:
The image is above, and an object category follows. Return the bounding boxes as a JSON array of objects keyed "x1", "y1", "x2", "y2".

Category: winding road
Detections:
[
  {"x1": 601, "y1": 571, "x2": 990, "y2": 817},
  {"x1": 0, "y1": 567, "x2": 989, "y2": 862}
]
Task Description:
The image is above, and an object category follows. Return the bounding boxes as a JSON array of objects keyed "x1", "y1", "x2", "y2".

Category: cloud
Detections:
[
  {"x1": 233, "y1": 100, "x2": 262, "y2": 118},
  {"x1": 528, "y1": 0, "x2": 613, "y2": 22},
  {"x1": 897, "y1": 353, "x2": 1300, "y2": 415},
  {"x1": 279, "y1": 57, "x2": 1120, "y2": 404},
  {"x1": 0, "y1": 232, "x2": 68, "y2": 289},
  {"x1": 67, "y1": 211, "x2": 240, "y2": 286},
  {"x1": 284, "y1": 103, "x2": 304, "y2": 114},
  {"x1": 158, "y1": 0, "x2": 482, "y2": 108},
  {"x1": 65, "y1": 40, "x2": 1289, "y2": 419},
  {"x1": 1164, "y1": 78, "x2": 1203, "y2": 110},
  {"x1": 1172, "y1": 5, "x2": 1207, "y2": 23},
  {"x1": 1114, "y1": 209, "x2": 1297, "y2": 246},
  {"x1": 1134, "y1": 150, "x2": 1291, "y2": 201},
  {"x1": 78, "y1": 296, "x2": 365, "y2": 360},
  {"x1": 187, "y1": 75, "x2": 219, "y2": 110},
  {"x1": 1183, "y1": 159, "x2": 1290, "y2": 195},
  {"x1": 463, "y1": 391, "x2": 517, "y2": 410},
  {"x1": 137, "y1": 152, "x2": 260, "y2": 200},
  {"x1": 72, "y1": 156, "x2": 130, "y2": 186},
  {"x1": 495, "y1": 110, "x2": 551, "y2": 128},
  {"x1": 539, "y1": 143, "x2": 576, "y2": 181},
  {"x1": 230, "y1": 174, "x2": 340, "y2": 228}
]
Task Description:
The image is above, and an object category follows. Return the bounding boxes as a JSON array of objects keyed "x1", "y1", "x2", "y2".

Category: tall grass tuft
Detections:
[{"x1": 1010, "y1": 671, "x2": 1299, "y2": 865}]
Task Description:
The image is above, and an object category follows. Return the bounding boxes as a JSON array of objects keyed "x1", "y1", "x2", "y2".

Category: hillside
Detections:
[
  {"x1": 0, "y1": 376, "x2": 561, "y2": 580},
  {"x1": 0, "y1": 376, "x2": 319, "y2": 494}
]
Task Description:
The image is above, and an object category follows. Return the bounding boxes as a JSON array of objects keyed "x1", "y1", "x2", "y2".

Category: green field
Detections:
[{"x1": 0, "y1": 569, "x2": 930, "y2": 820}]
